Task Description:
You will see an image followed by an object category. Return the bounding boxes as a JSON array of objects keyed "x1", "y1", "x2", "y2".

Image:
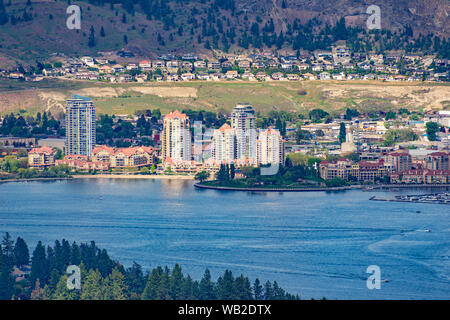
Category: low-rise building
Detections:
[
  {"x1": 93, "y1": 145, "x2": 155, "y2": 168},
  {"x1": 28, "y1": 146, "x2": 57, "y2": 168}
]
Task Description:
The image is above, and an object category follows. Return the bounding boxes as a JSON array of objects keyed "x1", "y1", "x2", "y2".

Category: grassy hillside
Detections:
[{"x1": 0, "y1": 79, "x2": 448, "y2": 118}]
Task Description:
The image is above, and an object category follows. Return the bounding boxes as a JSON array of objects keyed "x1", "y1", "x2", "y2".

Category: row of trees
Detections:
[
  {"x1": 0, "y1": 234, "x2": 299, "y2": 300},
  {"x1": 0, "y1": 112, "x2": 61, "y2": 137}
]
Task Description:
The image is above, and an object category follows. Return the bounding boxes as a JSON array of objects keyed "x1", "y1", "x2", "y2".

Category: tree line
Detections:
[{"x1": 0, "y1": 233, "x2": 299, "y2": 300}]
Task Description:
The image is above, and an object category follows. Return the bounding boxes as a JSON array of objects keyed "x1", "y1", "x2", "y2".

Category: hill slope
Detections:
[{"x1": 0, "y1": 0, "x2": 449, "y2": 67}]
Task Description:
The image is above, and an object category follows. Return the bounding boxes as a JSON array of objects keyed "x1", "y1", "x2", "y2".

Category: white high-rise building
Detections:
[
  {"x1": 231, "y1": 103, "x2": 257, "y2": 164},
  {"x1": 161, "y1": 110, "x2": 192, "y2": 162},
  {"x1": 211, "y1": 123, "x2": 236, "y2": 164},
  {"x1": 65, "y1": 95, "x2": 96, "y2": 158},
  {"x1": 257, "y1": 127, "x2": 284, "y2": 166}
]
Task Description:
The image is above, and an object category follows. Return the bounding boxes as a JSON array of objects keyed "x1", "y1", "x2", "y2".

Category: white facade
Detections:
[
  {"x1": 65, "y1": 95, "x2": 96, "y2": 158},
  {"x1": 231, "y1": 103, "x2": 257, "y2": 164},
  {"x1": 161, "y1": 110, "x2": 192, "y2": 161},
  {"x1": 211, "y1": 123, "x2": 236, "y2": 164},
  {"x1": 257, "y1": 127, "x2": 284, "y2": 165}
]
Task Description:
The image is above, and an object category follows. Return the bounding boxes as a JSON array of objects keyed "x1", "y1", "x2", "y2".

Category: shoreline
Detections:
[
  {"x1": 194, "y1": 183, "x2": 450, "y2": 192},
  {"x1": 0, "y1": 177, "x2": 72, "y2": 184},
  {"x1": 72, "y1": 174, "x2": 194, "y2": 180}
]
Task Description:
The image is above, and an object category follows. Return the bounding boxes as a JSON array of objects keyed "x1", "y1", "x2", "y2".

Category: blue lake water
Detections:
[{"x1": 0, "y1": 178, "x2": 449, "y2": 299}]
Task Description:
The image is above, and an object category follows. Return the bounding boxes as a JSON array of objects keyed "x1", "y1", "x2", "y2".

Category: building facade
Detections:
[
  {"x1": 28, "y1": 146, "x2": 57, "y2": 168},
  {"x1": 92, "y1": 145, "x2": 155, "y2": 168},
  {"x1": 257, "y1": 127, "x2": 284, "y2": 166},
  {"x1": 231, "y1": 103, "x2": 257, "y2": 164},
  {"x1": 65, "y1": 95, "x2": 96, "y2": 158},
  {"x1": 161, "y1": 110, "x2": 192, "y2": 162},
  {"x1": 385, "y1": 152, "x2": 412, "y2": 172},
  {"x1": 211, "y1": 123, "x2": 237, "y2": 164}
]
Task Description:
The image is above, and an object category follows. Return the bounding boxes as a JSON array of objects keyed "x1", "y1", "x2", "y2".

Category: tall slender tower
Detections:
[
  {"x1": 161, "y1": 110, "x2": 191, "y2": 161},
  {"x1": 211, "y1": 123, "x2": 237, "y2": 164},
  {"x1": 65, "y1": 95, "x2": 96, "y2": 158},
  {"x1": 231, "y1": 103, "x2": 257, "y2": 164}
]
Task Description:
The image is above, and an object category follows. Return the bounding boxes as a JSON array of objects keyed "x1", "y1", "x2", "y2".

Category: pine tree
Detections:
[
  {"x1": 253, "y1": 278, "x2": 263, "y2": 300},
  {"x1": 81, "y1": 269, "x2": 104, "y2": 300},
  {"x1": 100, "y1": 26, "x2": 105, "y2": 37},
  {"x1": 1, "y1": 232, "x2": 14, "y2": 256},
  {"x1": 88, "y1": 26, "x2": 96, "y2": 48},
  {"x1": 53, "y1": 275, "x2": 80, "y2": 300},
  {"x1": 169, "y1": 264, "x2": 183, "y2": 299},
  {"x1": 217, "y1": 270, "x2": 234, "y2": 299},
  {"x1": 264, "y1": 281, "x2": 273, "y2": 300},
  {"x1": 104, "y1": 267, "x2": 128, "y2": 300},
  {"x1": 13, "y1": 237, "x2": 29, "y2": 266},
  {"x1": 339, "y1": 122, "x2": 346, "y2": 144},
  {"x1": 199, "y1": 269, "x2": 216, "y2": 299},
  {"x1": 142, "y1": 267, "x2": 162, "y2": 299},
  {"x1": 0, "y1": 0, "x2": 8, "y2": 25},
  {"x1": 31, "y1": 241, "x2": 48, "y2": 284}
]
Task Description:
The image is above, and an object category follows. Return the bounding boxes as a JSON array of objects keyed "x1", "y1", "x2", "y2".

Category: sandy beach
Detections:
[{"x1": 72, "y1": 174, "x2": 194, "y2": 180}]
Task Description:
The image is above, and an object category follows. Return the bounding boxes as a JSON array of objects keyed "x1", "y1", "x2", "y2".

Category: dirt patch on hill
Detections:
[
  {"x1": 320, "y1": 83, "x2": 450, "y2": 110},
  {"x1": 130, "y1": 86, "x2": 198, "y2": 98}
]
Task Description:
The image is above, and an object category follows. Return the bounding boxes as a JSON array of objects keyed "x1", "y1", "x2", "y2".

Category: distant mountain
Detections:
[{"x1": 0, "y1": 0, "x2": 448, "y2": 67}]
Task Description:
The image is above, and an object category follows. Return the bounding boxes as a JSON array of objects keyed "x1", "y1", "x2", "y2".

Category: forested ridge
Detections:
[
  {"x1": 0, "y1": 0, "x2": 448, "y2": 64},
  {"x1": 0, "y1": 233, "x2": 300, "y2": 300}
]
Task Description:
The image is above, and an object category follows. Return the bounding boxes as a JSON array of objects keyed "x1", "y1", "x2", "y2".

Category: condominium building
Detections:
[
  {"x1": 65, "y1": 95, "x2": 96, "y2": 158},
  {"x1": 161, "y1": 110, "x2": 192, "y2": 162},
  {"x1": 319, "y1": 158, "x2": 392, "y2": 182},
  {"x1": 231, "y1": 103, "x2": 257, "y2": 164},
  {"x1": 385, "y1": 152, "x2": 412, "y2": 172},
  {"x1": 211, "y1": 123, "x2": 237, "y2": 164},
  {"x1": 425, "y1": 152, "x2": 449, "y2": 171},
  {"x1": 92, "y1": 145, "x2": 155, "y2": 168},
  {"x1": 257, "y1": 127, "x2": 284, "y2": 166},
  {"x1": 28, "y1": 146, "x2": 57, "y2": 168}
]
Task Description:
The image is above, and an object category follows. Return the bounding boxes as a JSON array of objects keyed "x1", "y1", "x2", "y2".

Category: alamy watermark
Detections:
[
  {"x1": 366, "y1": 265, "x2": 381, "y2": 290},
  {"x1": 66, "y1": 5, "x2": 81, "y2": 30},
  {"x1": 66, "y1": 265, "x2": 81, "y2": 290},
  {"x1": 366, "y1": 5, "x2": 381, "y2": 30}
]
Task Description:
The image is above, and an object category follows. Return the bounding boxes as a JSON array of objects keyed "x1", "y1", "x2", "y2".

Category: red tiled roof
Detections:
[
  {"x1": 164, "y1": 110, "x2": 188, "y2": 120},
  {"x1": 29, "y1": 146, "x2": 55, "y2": 154}
]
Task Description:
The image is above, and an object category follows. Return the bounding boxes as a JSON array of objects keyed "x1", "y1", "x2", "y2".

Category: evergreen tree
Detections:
[
  {"x1": 125, "y1": 262, "x2": 145, "y2": 299},
  {"x1": 217, "y1": 269, "x2": 234, "y2": 300},
  {"x1": 13, "y1": 237, "x2": 29, "y2": 266},
  {"x1": 88, "y1": 26, "x2": 96, "y2": 47},
  {"x1": 104, "y1": 267, "x2": 128, "y2": 300},
  {"x1": 1, "y1": 233, "x2": 13, "y2": 256},
  {"x1": 0, "y1": 0, "x2": 8, "y2": 25},
  {"x1": 199, "y1": 269, "x2": 216, "y2": 299},
  {"x1": 81, "y1": 269, "x2": 104, "y2": 300},
  {"x1": 100, "y1": 26, "x2": 105, "y2": 37},
  {"x1": 53, "y1": 275, "x2": 79, "y2": 300},
  {"x1": 31, "y1": 241, "x2": 48, "y2": 284},
  {"x1": 169, "y1": 264, "x2": 184, "y2": 299},
  {"x1": 253, "y1": 278, "x2": 263, "y2": 300},
  {"x1": 142, "y1": 267, "x2": 162, "y2": 299},
  {"x1": 339, "y1": 122, "x2": 346, "y2": 144}
]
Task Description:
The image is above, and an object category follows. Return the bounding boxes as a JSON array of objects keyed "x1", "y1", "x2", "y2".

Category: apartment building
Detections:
[
  {"x1": 161, "y1": 110, "x2": 192, "y2": 162},
  {"x1": 257, "y1": 127, "x2": 284, "y2": 166},
  {"x1": 231, "y1": 103, "x2": 257, "y2": 164},
  {"x1": 211, "y1": 123, "x2": 237, "y2": 164},
  {"x1": 28, "y1": 146, "x2": 57, "y2": 168},
  {"x1": 385, "y1": 152, "x2": 412, "y2": 172},
  {"x1": 425, "y1": 152, "x2": 449, "y2": 171},
  {"x1": 92, "y1": 145, "x2": 155, "y2": 168},
  {"x1": 65, "y1": 95, "x2": 96, "y2": 158}
]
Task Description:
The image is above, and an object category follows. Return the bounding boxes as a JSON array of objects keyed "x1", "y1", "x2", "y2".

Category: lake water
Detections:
[{"x1": 0, "y1": 179, "x2": 449, "y2": 299}]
